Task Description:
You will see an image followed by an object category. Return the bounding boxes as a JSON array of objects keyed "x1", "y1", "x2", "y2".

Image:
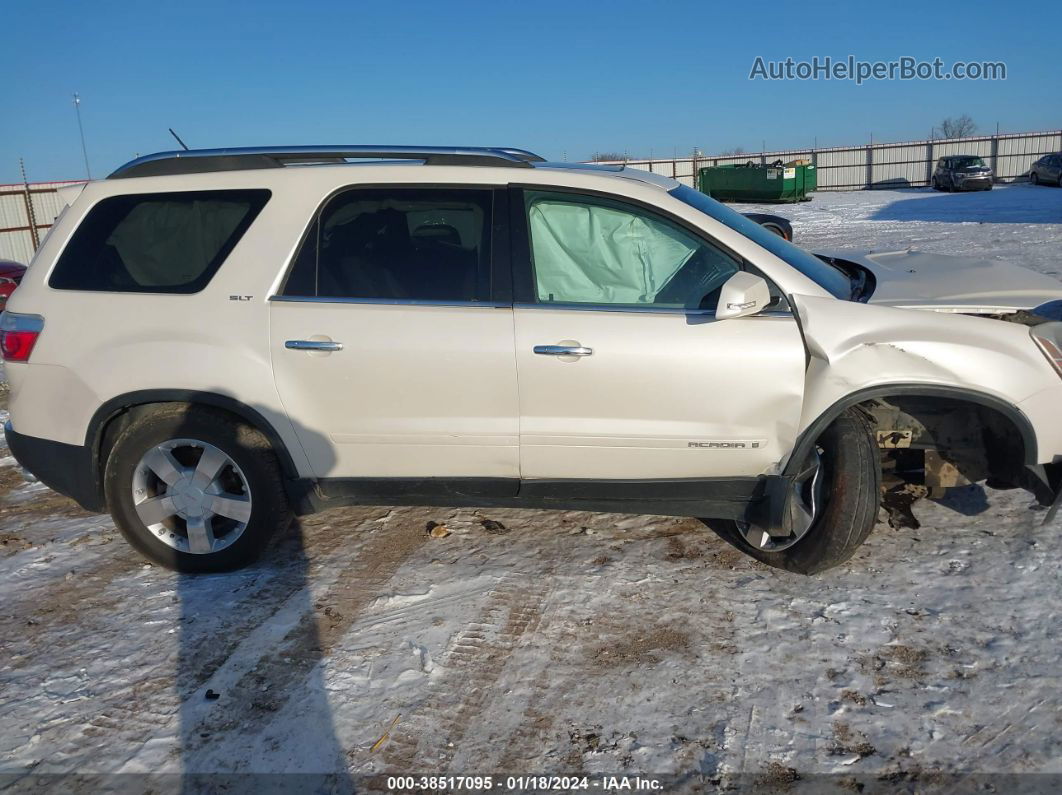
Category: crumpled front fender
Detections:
[{"x1": 788, "y1": 295, "x2": 1062, "y2": 468}]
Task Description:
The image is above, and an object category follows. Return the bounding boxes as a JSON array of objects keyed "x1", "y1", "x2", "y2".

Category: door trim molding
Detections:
[{"x1": 270, "y1": 295, "x2": 510, "y2": 308}]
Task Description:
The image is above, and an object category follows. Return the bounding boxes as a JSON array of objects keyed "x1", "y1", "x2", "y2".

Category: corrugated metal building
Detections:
[{"x1": 0, "y1": 180, "x2": 86, "y2": 263}]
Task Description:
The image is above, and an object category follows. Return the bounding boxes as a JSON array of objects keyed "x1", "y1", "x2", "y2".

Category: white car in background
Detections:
[{"x1": 3, "y1": 145, "x2": 1062, "y2": 575}]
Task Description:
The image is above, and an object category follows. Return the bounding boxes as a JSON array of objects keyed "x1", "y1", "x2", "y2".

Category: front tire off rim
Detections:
[
  {"x1": 131, "y1": 438, "x2": 252, "y2": 555},
  {"x1": 736, "y1": 447, "x2": 824, "y2": 552}
]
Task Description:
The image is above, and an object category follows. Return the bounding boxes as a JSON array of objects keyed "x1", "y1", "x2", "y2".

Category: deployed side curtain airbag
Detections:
[{"x1": 528, "y1": 197, "x2": 697, "y2": 304}]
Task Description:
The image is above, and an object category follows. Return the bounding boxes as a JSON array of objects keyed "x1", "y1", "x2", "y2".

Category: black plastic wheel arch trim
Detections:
[{"x1": 86, "y1": 390, "x2": 308, "y2": 506}]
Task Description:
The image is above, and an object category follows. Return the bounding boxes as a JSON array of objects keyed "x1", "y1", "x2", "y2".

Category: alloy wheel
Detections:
[
  {"x1": 131, "y1": 438, "x2": 252, "y2": 555},
  {"x1": 737, "y1": 447, "x2": 824, "y2": 552}
]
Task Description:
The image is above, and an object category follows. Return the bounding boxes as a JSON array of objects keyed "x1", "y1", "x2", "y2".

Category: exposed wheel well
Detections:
[
  {"x1": 787, "y1": 386, "x2": 1050, "y2": 520},
  {"x1": 852, "y1": 393, "x2": 1060, "y2": 528},
  {"x1": 858, "y1": 395, "x2": 1029, "y2": 488},
  {"x1": 791, "y1": 387, "x2": 1036, "y2": 469}
]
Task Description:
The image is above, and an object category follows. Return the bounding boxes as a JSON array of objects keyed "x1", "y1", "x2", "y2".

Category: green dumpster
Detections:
[{"x1": 697, "y1": 162, "x2": 816, "y2": 203}]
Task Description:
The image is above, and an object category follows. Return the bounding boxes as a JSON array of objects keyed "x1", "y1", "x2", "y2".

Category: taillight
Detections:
[{"x1": 0, "y1": 312, "x2": 44, "y2": 362}]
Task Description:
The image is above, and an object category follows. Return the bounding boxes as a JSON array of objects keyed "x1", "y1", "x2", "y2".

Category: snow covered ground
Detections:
[{"x1": 1, "y1": 184, "x2": 1060, "y2": 793}]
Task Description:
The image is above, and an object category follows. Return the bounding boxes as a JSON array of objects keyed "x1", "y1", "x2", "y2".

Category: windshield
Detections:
[
  {"x1": 954, "y1": 156, "x2": 986, "y2": 169},
  {"x1": 669, "y1": 184, "x2": 851, "y2": 299}
]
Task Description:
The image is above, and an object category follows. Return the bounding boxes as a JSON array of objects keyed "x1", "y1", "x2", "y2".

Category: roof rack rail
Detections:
[{"x1": 108, "y1": 145, "x2": 546, "y2": 179}]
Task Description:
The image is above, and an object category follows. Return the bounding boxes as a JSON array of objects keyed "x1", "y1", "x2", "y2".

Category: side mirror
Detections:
[{"x1": 715, "y1": 272, "x2": 771, "y2": 320}]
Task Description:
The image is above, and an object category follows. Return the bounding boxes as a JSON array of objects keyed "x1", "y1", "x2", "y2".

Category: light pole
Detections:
[{"x1": 73, "y1": 93, "x2": 92, "y2": 180}]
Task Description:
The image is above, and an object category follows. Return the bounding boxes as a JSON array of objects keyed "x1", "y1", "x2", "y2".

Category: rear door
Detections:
[
  {"x1": 509, "y1": 187, "x2": 807, "y2": 483},
  {"x1": 269, "y1": 185, "x2": 519, "y2": 487}
]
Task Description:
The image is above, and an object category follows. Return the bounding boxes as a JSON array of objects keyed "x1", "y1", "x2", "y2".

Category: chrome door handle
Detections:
[
  {"x1": 533, "y1": 344, "x2": 593, "y2": 356},
  {"x1": 285, "y1": 340, "x2": 343, "y2": 351}
]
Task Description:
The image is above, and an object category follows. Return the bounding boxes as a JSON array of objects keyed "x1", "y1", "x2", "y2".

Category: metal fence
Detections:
[
  {"x1": 0, "y1": 180, "x2": 85, "y2": 263},
  {"x1": 2, "y1": 128, "x2": 1060, "y2": 263},
  {"x1": 606, "y1": 129, "x2": 1062, "y2": 191}
]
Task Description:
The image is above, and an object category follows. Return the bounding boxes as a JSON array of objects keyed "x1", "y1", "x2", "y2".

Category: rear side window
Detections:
[
  {"x1": 50, "y1": 190, "x2": 270, "y2": 293},
  {"x1": 282, "y1": 187, "x2": 493, "y2": 301}
]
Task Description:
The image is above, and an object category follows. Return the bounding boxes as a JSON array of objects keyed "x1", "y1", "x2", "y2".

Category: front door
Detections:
[
  {"x1": 509, "y1": 187, "x2": 807, "y2": 482},
  {"x1": 269, "y1": 186, "x2": 518, "y2": 483}
]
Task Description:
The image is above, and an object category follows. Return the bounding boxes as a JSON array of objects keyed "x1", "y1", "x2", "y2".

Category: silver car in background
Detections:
[
  {"x1": 932, "y1": 155, "x2": 993, "y2": 191},
  {"x1": 1030, "y1": 153, "x2": 1062, "y2": 186}
]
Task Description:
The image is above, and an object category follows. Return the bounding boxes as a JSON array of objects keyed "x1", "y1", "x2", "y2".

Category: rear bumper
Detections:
[{"x1": 4, "y1": 421, "x2": 105, "y2": 512}]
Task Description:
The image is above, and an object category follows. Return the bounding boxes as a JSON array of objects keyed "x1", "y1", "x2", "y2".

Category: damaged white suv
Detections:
[{"x1": 4, "y1": 146, "x2": 1062, "y2": 574}]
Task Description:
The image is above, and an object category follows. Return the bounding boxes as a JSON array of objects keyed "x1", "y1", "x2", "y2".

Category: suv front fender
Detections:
[{"x1": 788, "y1": 295, "x2": 1061, "y2": 471}]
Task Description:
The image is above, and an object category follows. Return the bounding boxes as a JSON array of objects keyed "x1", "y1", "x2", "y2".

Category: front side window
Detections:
[
  {"x1": 283, "y1": 187, "x2": 492, "y2": 301},
  {"x1": 523, "y1": 190, "x2": 740, "y2": 309},
  {"x1": 669, "y1": 184, "x2": 852, "y2": 299},
  {"x1": 50, "y1": 190, "x2": 270, "y2": 293}
]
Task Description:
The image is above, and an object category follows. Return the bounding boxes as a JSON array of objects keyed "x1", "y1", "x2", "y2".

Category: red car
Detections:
[{"x1": 0, "y1": 260, "x2": 26, "y2": 312}]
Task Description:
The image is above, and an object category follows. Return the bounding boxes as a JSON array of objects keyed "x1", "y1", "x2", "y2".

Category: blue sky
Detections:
[{"x1": 2, "y1": 0, "x2": 1060, "y2": 183}]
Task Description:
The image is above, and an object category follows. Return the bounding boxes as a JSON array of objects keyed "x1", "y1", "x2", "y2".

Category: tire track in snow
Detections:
[
  {"x1": 3, "y1": 545, "x2": 137, "y2": 621},
  {"x1": 174, "y1": 507, "x2": 394, "y2": 693},
  {"x1": 380, "y1": 570, "x2": 555, "y2": 769},
  {"x1": 179, "y1": 509, "x2": 432, "y2": 749},
  {"x1": 489, "y1": 615, "x2": 587, "y2": 774},
  {"x1": 4, "y1": 508, "x2": 398, "y2": 773},
  {"x1": 2, "y1": 508, "x2": 373, "y2": 679}
]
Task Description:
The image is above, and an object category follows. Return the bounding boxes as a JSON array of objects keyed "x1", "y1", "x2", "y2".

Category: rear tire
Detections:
[
  {"x1": 104, "y1": 405, "x2": 293, "y2": 572},
  {"x1": 708, "y1": 409, "x2": 881, "y2": 574}
]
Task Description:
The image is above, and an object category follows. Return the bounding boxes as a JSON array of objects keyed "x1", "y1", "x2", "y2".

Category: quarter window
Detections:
[
  {"x1": 50, "y1": 190, "x2": 270, "y2": 293},
  {"x1": 523, "y1": 190, "x2": 740, "y2": 309},
  {"x1": 283, "y1": 188, "x2": 493, "y2": 301}
]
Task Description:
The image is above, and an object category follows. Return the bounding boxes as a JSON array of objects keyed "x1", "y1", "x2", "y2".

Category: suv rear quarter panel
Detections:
[{"x1": 4, "y1": 172, "x2": 325, "y2": 475}]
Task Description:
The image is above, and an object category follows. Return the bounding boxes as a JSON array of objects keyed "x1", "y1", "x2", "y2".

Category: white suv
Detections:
[{"x1": 4, "y1": 146, "x2": 1062, "y2": 574}]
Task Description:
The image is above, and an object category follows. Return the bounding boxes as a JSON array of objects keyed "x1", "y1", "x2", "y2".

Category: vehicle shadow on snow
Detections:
[
  {"x1": 869, "y1": 183, "x2": 1062, "y2": 224},
  {"x1": 930, "y1": 483, "x2": 990, "y2": 516},
  {"x1": 172, "y1": 401, "x2": 354, "y2": 792}
]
